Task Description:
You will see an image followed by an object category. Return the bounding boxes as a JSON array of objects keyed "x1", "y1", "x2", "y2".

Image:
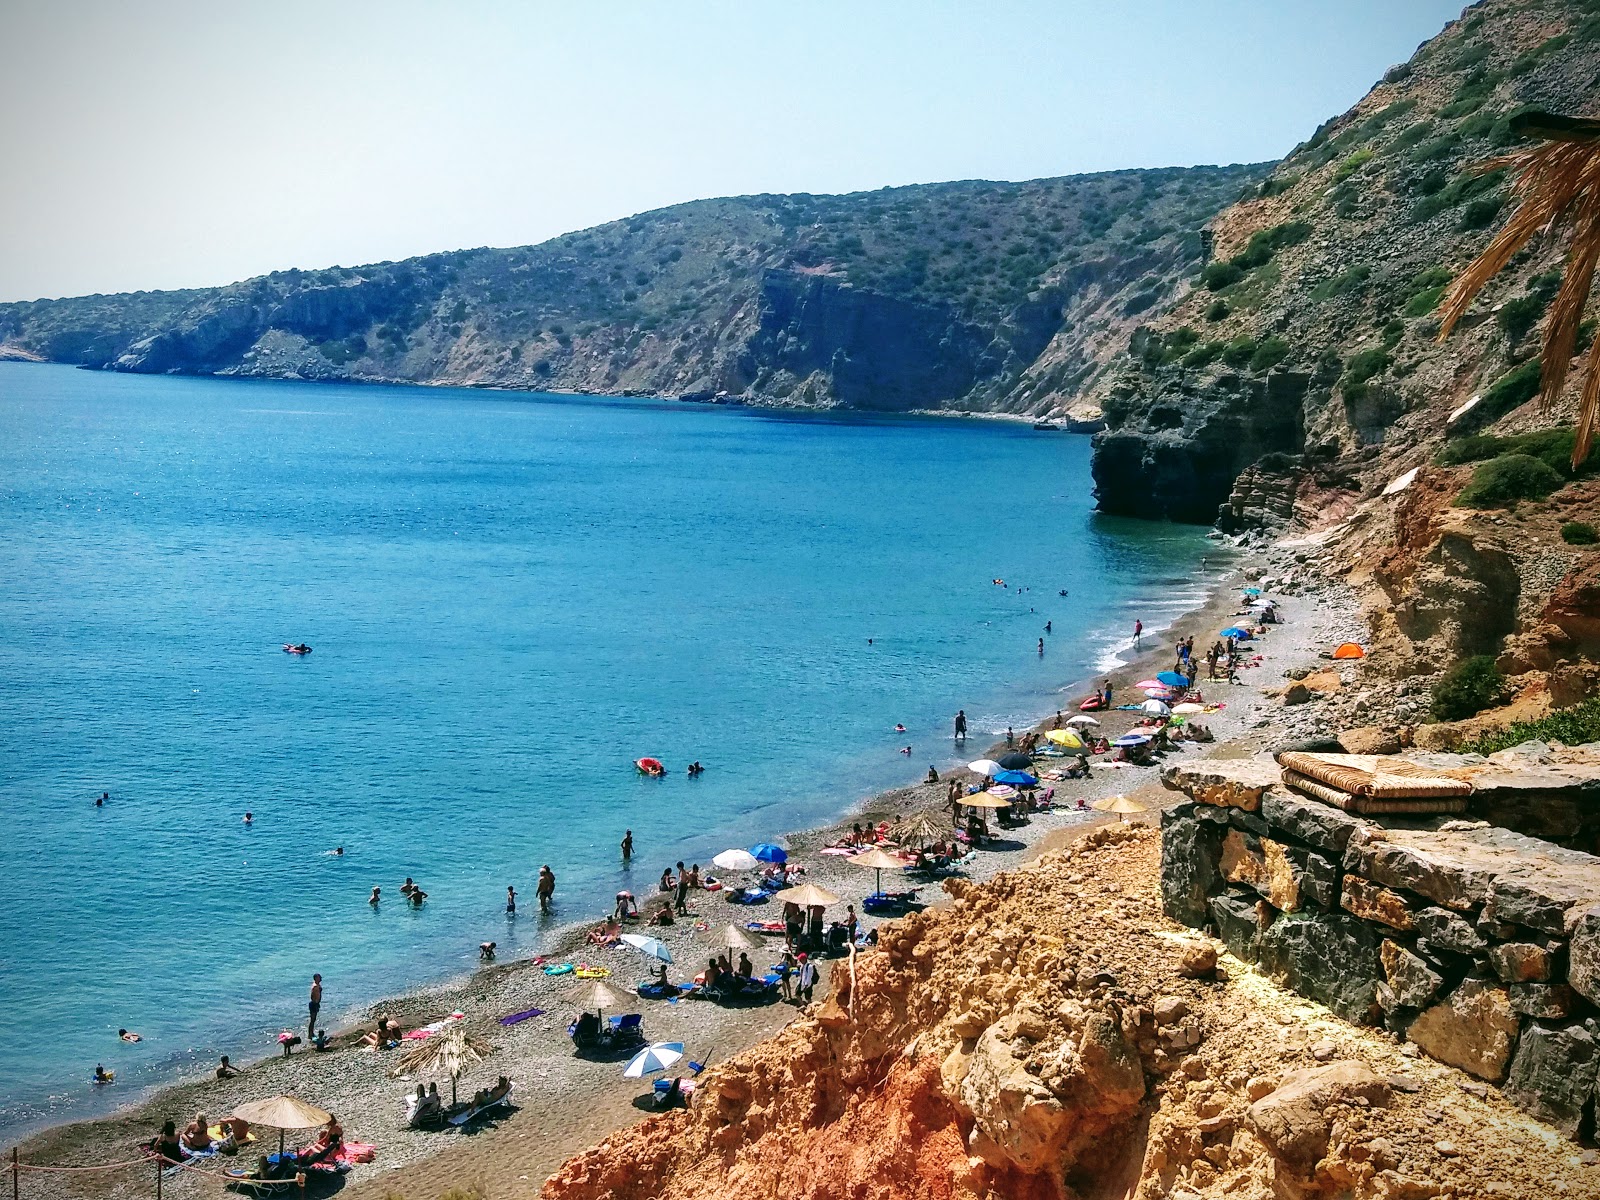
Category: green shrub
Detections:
[
  {"x1": 1221, "y1": 336, "x2": 1258, "y2": 367},
  {"x1": 1204, "y1": 298, "x2": 1230, "y2": 322},
  {"x1": 1248, "y1": 336, "x2": 1290, "y2": 372},
  {"x1": 1562, "y1": 521, "x2": 1599, "y2": 545},
  {"x1": 1234, "y1": 221, "x2": 1313, "y2": 269},
  {"x1": 1310, "y1": 265, "x2": 1371, "y2": 301},
  {"x1": 1391, "y1": 122, "x2": 1433, "y2": 151},
  {"x1": 1437, "y1": 426, "x2": 1596, "y2": 479},
  {"x1": 1381, "y1": 319, "x2": 1406, "y2": 348},
  {"x1": 1412, "y1": 134, "x2": 1461, "y2": 162},
  {"x1": 1341, "y1": 347, "x2": 1391, "y2": 399},
  {"x1": 1431, "y1": 655, "x2": 1505, "y2": 721},
  {"x1": 1454, "y1": 454, "x2": 1566, "y2": 507},
  {"x1": 1201, "y1": 260, "x2": 1245, "y2": 291},
  {"x1": 1460, "y1": 194, "x2": 1506, "y2": 229},
  {"x1": 1479, "y1": 360, "x2": 1542, "y2": 420},
  {"x1": 1498, "y1": 293, "x2": 1547, "y2": 343},
  {"x1": 1466, "y1": 696, "x2": 1600, "y2": 755},
  {"x1": 1182, "y1": 341, "x2": 1225, "y2": 369},
  {"x1": 1333, "y1": 148, "x2": 1375, "y2": 183}
]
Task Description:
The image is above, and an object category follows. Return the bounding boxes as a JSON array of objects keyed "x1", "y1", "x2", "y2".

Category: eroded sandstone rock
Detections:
[{"x1": 1406, "y1": 978, "x2": 1520, "y2": 1082}]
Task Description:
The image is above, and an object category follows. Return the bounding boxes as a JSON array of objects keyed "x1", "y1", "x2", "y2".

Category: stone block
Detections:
[
  {"x1": 1503, "y1": 1022, "x2": 1598, "y2": 1139},
  {"x1": 1405, "y1": 978, "x2": 1520, "y2": 1083},
  {"x1": 1162, "y1": 757, "x2": 1280, "y2": 812},
  {"x1": 1210, "y1": 892, "x2": 1261, "y2": 963},
  {"x1": 1298, "y1": 849, "x2": 1340, "y2": 910},
  {"x1": 1343, "y1": 831, "x2": 1493, "y2": 912},
  {"x1": 1161, "y1": 815, "x2": 1224, "y2": 929},
  {"x1": 1509, "y1": 983, "x2": 1577, "y2": 1020},
  {"x1": 1221, "y1": 829, "x2": 1268, "y2": 891},
  {"x1": 1258, "y1": 911, "x2": 1383, "y2": 1024},
  {"x1": 1380, "y1": 940, "x2": 1444, "y2": 1009},
  {"x1": 1339, "y1": 726, "x2": 1403, "y2": 755},
  {"x1": 1195, "y1": 805, "x2": 1230, "y2": 826},
  {"x1": 1342, "y1": 875, "x2": 1417, "y2": 931},
  {"x1": 1283, "y1": 682, "x2": 1313, "y2": 705},
  {"x1": 1411, "y1": 907, "x2": 1486, "y2": 957},
  {"x1": 1262, "y1": 839, "x2": 1304, "y2": 912},
  {"x1": 1487, "y1": 942, "x2": 1556, "y2": 984},
  {"x1": 1567, "y1": 905, "x2": 1600, "y2": 1007},
  {"x1": 1246, "y1": 1062, "x2": 1391, "y2": 1174},
  {"x1": 1228, "y1": 808, "x2": 1271, "y2": 838},
  {"x1": 1488, "y1": 876, "x2": 1595, "y2": 936},
  {"x1": 1261, "y1": 790, "x2": 1363, "y2": 855}
]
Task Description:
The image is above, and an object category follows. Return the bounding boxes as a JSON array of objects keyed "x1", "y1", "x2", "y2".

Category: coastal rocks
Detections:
[
  {"x1": 1569, "y1": 905, "x2": 1600, "y2": 1005},
  {"x1": 1161, "y1": 808, "x2": 1224, "y2": 927},
  {"x1": 1257, "y1": 911, "x2": 1383, "y2": 1023},
  {"x1": 1245, "y1": 1062, "x2": 1391, "y2": 1174},
  {"x1": 1405, "y1": 979, "x2": 1520, "y2": 1083},
  {"x1": 1342, "y1": 876, "x2": 1416, "y2": 931},
  {"x1": 1380, "y1": 940, "x2": 1443, "y2": 1010},
  {"x1": 1503, "y1": 1021, "x2": 1599, "y2": 1138},
  {"x1": 1162, "y1": 758, "x2": 1281, "y2": 812}
]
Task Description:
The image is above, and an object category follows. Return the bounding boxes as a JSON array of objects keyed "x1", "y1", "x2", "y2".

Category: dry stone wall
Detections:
[{"x1": 1160, "y1": 756, "x2": 1600, "y2": 1139}]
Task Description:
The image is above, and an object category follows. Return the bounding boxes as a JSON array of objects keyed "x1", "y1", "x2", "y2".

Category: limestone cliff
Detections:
[{"x1": 0, "y1": 166, "x2": 1262, "y2": 417}]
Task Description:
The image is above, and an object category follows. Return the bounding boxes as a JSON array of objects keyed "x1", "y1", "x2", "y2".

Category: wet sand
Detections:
[{"x1": 15, "y1": 548, "x2": 1358, "y2": 1200}]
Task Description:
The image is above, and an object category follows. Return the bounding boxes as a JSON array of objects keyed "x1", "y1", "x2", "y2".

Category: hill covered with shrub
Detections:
[{"x1": 0, "y1": 166, "x2": 1264, "y2": 416}]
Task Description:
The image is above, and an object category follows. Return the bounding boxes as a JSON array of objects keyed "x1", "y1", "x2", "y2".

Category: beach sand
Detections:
[{"x1": 15, "y1": 547, "x2": 1362, "y2": 1200}]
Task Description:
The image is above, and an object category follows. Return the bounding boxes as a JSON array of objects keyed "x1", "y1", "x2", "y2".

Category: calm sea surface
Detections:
[{"x1": 0, "y1": 363, "x2": 1210, "y2": 1138}]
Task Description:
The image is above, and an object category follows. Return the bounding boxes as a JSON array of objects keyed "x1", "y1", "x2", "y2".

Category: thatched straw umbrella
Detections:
[
  {"x1": 231, "y1": 1094, "x2": 331, "y2": 1158},
  {"x1": 388, "y1": 1024, "x2": 493, "y2": 1105},
  {"x1": 1091, "y1": 794, "x2": 1150, "y2": 822},
  {"x1": 889, "y1": 812, "x2": 945, "y2": 849},
  {"x1": 1439, "y1": 111, "x2": 1600, "y2": 468}
]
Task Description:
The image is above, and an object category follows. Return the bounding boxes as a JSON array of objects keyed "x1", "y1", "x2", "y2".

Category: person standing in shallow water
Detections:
[
  {"x1": 505, "y1": 885, "x2": 516, "y2": 916},
  {"x1": 1134, "y1": 618, "x2": 1143, "y2": 648},
  {"x1": 621, "y1": 830, "x2": 633, "y2": 862},
  {"x1": 954, "y1": 710, "x2": 967, "y2": 740},
  {"x1": 537, "y1": 865, "x2": 555, "y2": 913}
]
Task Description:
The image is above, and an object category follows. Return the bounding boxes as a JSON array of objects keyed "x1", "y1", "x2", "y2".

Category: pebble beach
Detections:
[{"x1": 15, "y1": 540, "x2": 1367, "y2": 1200}]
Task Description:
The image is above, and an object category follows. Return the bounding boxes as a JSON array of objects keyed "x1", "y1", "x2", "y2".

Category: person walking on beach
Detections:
[
  {"x1": 673, "y1": 861, "x2": 690, "y2": 915},
  {"x1": 954, "y1": 710, "x2": 967, "y2": 740},
  {"x1": 796, "y1": 954, "x2": 819, "y2": 1003},
  {"x1": 307, "y1": 974, "x2": 322, "y2": 1043},
  {"x1": 1134, "y1": 618, "x2": 1143, "y2": 648},
  {"x1": 505, "y1": 885, "x2": 517, "y2": 916},
  {"x1": 620, "y1": 830, "x2": 633, "y2": 862},
  {"x1": 537, "y1": 865, "x2": 556, "y2": 913}
]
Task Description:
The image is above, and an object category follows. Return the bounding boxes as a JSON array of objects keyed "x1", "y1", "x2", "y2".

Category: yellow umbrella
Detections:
[
  {"x1": 231, "y1": 1094, "x2": 331, "y2": 1157},
  {"x1": 962, "y1": 792, "x2": 1012, "y2": 809},
  {"x1": 1091, "y1": 794, "x2": 1150, "y2": 820},
  {"x1": 1045, "y1": 729, "x2": 1084, "y2": 748},
  {"x1": 772, "y1": 882, "x2": 840, "y2": 907},
  {"x1": 847, "y1": 846, "x2": 907, "y2": 895}
]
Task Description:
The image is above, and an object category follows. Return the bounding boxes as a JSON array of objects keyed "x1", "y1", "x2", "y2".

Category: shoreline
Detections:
[{"x1": 13, "y1": 539, "x2": 1368, "y2": 1200}]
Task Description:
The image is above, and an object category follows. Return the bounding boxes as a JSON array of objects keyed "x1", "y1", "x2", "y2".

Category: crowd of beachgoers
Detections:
[{"x1": 15, "y1": 550, "x2": 1370, "y2": 1198}]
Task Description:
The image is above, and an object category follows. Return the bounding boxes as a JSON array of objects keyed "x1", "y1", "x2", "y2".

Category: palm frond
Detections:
[{"x1": 1437, "y1": 117, "x2": 1600, "y2": 470}]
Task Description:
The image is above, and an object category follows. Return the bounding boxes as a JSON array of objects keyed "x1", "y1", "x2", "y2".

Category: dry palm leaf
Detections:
[{"x1": 1437, "y1": 111, "x2": 1600, "y2": 468}]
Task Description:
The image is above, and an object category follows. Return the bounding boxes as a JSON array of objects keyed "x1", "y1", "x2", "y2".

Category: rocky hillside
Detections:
[
  {"x1": 541, "y1": 825, "x2": 1599, "y2": 1200},
  {"x1": 0, "y1": 166, "x2": 1263, "y2": 417},
  {"x1": 1090, "y1": 0, "x2": 1600, "y2": 523}
]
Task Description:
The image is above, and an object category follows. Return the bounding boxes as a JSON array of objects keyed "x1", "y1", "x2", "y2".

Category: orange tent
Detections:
[{"x1": 1332, "y1": 643, "x2": 1365, "y2": 660}]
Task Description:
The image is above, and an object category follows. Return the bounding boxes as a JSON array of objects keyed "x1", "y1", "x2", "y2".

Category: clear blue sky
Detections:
[{"x1": 0, "y1": 0, "x2": 1463, "y2": 302}]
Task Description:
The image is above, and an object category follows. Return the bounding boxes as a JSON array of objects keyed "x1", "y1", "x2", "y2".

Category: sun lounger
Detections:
[
  {"x1": 1275, "y1": 751, "x2": 1473, "y2": 799},
  {"x1": 447, "y1": 1083, "x2": 514, "y2": 1128}
]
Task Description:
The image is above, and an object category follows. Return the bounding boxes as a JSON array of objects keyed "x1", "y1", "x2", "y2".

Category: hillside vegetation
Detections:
[{"x1": 0, "y1": 167, "x2": 1263, "y2": 416}]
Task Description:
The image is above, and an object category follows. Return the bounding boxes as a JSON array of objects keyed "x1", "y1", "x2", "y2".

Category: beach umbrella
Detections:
[
  {"x1": 388, "y1": 1024, "x2": 493, "y2": 1106},
  {"x1": 749, "y1": 843, "x2": 787, "y2": 864},
  {"x1": 1242, "y1": 587, "x2": 1262, "y2": 596},
  {"x1": 848, "y1": 846, "x2": 907, "y2": 896},
  {"x1": 1142, "y1": 687, "x2": 1174, "y2": 700},
  {"x1": 1092, "y1": 794, "x2": 1151, "y2": 821},
  {"x1": 1172, "y1": 702, "x2": 1206, "y2": 715},
  {"x1": 772, "y1": 882, "x2": 840, "y2": 907},
  {"x1": 1044, "y1": 729, "x2": 1084, "y2": 748},
  {"x1": 1221, "y1": 627, "x2": 1251, "y2": 640},
  {"x1": 231, "y1": 1094, "x2": 332, "y2": 1158},
  {"x1": 620, "y1": 933, "x2": 673, "y2": 964},
  {"x1": 1155, "y1": 671, "x2": 1188, "y2": 687},
  {"x1": 1141, "y1": 700, "x2": 1171, "y2": 716},
  {"x1": 998, "y1": 752, "x2": 1033, "y2": 770},
  {"x1": 1134, "y1": 679, "x2": 1164, "y2": 690},
  {"x1": 992, "y1": 769, "x2": 1038, "y2": 786},
  {"x1": 1064, "y1": 715, "x2": 1099, "y2": 728},
  {"x1": 889, "y1": 812, "x2": 945, "y2": 849},
  {"x1": 712, "y1": 848, "x2": 759, "y2": 872},
  {"x1": 985, "y1": 783, "x2": 1017, "y2": 799},
  {"x1": 967, "y1": 758, "x2": 1003, "y2": 777},
  {"x1": 719, "y1": 923, "x2": 758, "y2": 951},
  {"x1": 1113, "y1": 733, "x2": 1151, "y2": 747},
  {"x1": 623, "y1": 1041, "x2": 685, "y2": 1079},
  {"x1": 962, "y1": 792, "x2": 1012, "y2": 808},
  {"x1": 572, "y1": 978, "x2": 622, "y2": 1015}
]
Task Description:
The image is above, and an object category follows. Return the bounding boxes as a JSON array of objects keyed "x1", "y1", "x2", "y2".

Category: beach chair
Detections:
[
  {"x1": 447, "y1": 1082, "x2": 514, "y2": 1129},
  {"x1": 608, "y1": 1013, "x2": 646, "y2": 1047}
]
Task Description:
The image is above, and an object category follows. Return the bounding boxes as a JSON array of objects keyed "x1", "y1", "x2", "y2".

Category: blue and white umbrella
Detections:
[
  {"x1": 1114, "y1": 733, "x2": 1152, "y2": 747},
  {"x1": 992, "y1": 769, "x2": 1038, "y2": 787},
  {"x1": 619, "y1": 933, "x2": 673, "y2": 963},
  {"x1": 623, "y1": 1041, "x2": 685, "y2": 1078},
  {"x1": 750, "y1": 842, "x2": 787, "y2": 864}
]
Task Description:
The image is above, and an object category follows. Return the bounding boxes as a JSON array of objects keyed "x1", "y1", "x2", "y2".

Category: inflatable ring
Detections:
[{"x1": 543, "y1": 963, "x2": 575, "y2": 976}]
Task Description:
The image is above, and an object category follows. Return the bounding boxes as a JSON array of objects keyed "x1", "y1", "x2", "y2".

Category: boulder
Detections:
[
  {"x1": 958, "y1": 1022, "x2": 1067, "y2": 1173},
  {"x1": 1380, "y1": 940, "x2": 1444, "y2": 1009},
  {"x1": 1487, "y1": 942, "x2": 1556, "y2": 984},
  {"x1": 1210, "y1": 893, "x2": 1262, "y2": 963},
  {"x1": 1283, "y1": 682, "x2": 1313, "y2": 705},
  {"x1": 1246, "y1": 1062, "x2": 1391, "y2": 1174},
  {"x1": 1261, "y1": 790, "x2": 1364, "y2": 855},
  {"x1": 1177, "y1": 939, "x2": 1219, "y2": 978},
  {"x1": 1262, "y1": 839, "x2": 1305, "y2": 912},
  {"x1": 1503, "y1": 1022, "x2": 1598, "y2": 1139},
  {"x1": 1258, "y1": 911, "x2": 1383, "y2": 1023},
  {"x1": 1564, "y1": 905, "x2": 1600, "y2": 1006},
  {"x1": 1411, "y1": 906, "x2": 1486, "y2": 957},
  {"x1": 1405, "y1": 978, "x2": 1521, "y2": 1082},
  {"x1": 1342, "y1": 875, "x2": 1417, "y2": 931},
  {"x1": 1509, "y1": 983, "x2": 1577, "y2": 1020},
  {"x1": 1162, "y1": 757, "x2": 1281, "y2": 812},
  {"x1": 1160, "y1": 813, "x2": 1224, "y2": 928},
  {"x1": 1340, "y1": 726, "x2": 1404, "y2": 755},
  {"x1": 1228, "y1": 807, "x2": 1272, "y2": 838}
]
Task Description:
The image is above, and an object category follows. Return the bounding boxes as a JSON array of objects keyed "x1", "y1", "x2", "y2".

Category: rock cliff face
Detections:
[{"x1": 0, "y1": 166, "x2": 1263, "y2": 417}]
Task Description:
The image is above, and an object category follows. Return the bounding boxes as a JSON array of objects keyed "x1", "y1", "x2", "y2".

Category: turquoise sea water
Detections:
[{"x1": 0, "y1": 363, "x2": 1210, "y2": 1139}]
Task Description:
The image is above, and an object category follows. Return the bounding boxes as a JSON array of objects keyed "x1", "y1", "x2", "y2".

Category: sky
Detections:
[{"x1": 0, "y1": 0, "x2": 1465, "y2": 303}]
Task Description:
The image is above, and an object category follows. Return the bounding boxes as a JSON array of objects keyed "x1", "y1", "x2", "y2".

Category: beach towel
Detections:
[
  {"x1": 498, "y1": 1006, "x2": 546, "y2": 1026},
  {"x1": 1282, "y1": 769, "x2": 1470, "y2": 815},
  {"x1": 334, "y1": 1142, "x2": 376, "y2": 1165},
  {"x1": 1276, "y1": 752, "x2": 1473, "y2": 799}
]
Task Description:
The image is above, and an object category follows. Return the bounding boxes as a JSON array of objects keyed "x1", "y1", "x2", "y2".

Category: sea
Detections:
[{"x1": 0, "y1": 362, "x2": 1212, "y2": 1140}]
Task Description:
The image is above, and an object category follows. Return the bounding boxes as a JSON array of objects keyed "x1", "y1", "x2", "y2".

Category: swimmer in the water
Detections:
[
  {"x1": 894, "y1": 723, "x2": 906, "y2": 732},
  {"x1": 369, "y1": 886, "x2": 381, "y2": 906},
  {"x1": 97, "y1": 792, "x2": 107, "y2": 807},
  {"x1": 119, "y1": 1029, "x2": 142, "y2": 1043},
  {"x1": 900, "y1": 745, "x2": 912, "y2": 756},
  {"x1": 332, "y1": 847, "x2": 344, "y2": 857}
]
